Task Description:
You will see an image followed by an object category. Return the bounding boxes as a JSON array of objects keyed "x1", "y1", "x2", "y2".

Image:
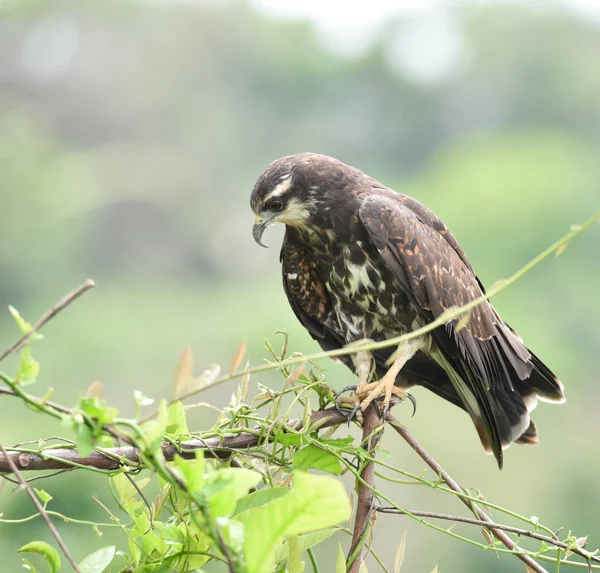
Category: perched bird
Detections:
[{"x1": 250, "y1": 153, "x2": 565, "y2": 468}]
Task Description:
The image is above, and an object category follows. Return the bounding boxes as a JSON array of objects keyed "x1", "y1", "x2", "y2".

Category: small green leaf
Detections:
[
  {"x1": 78, "y1": 546, "x2": 116, "y2": 573},
  {"x1": 166, "y1": 400, "x2": 189, "y2": 435},
  {"x1": 142, "y1": 399, "x2": 168, "y2": 449},
  {"x1": 9, "y1": 306, "x2": 43, "y2": 339},
  {"x1": 78, "y1": 396, "x2": 118, "y2": 426},
  {"x1": 18, "y1": 541, "x2": 60, "y2": 573},
  {"x1": 336, "y1": 544, "x2": 345, "y2": 573},
  {"x1": 76, "y1": 423, "x2": 96, "y2": 457},
  {"x1": 17, "y1": 347, "x2": 40, "y2": 385},
  {"x1": 293, "y1": 445, "x2": 342, "y2": 475},
  {"x1": 33, "y1": 488, "x2": 52, "y2": 508}
]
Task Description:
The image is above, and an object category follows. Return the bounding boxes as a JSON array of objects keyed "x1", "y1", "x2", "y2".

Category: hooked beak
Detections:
[{"x1": 252, "y1": 215, "x2": 274, "y2": 248}]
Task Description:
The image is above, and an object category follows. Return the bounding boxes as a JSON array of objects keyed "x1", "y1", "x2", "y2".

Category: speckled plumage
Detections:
[{"x1": 251, "y1": 153, "x2": 565, "y2": 467}]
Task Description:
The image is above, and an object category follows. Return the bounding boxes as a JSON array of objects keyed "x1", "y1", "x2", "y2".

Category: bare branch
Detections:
[
  {"x1": 0, "y1": 441, "x2": 81, "y2": 572},
  {"x1": 386, "y1": 415, "x2": 550, "y2": 573},
  {"x1": 347, "y1": 406, "x2": 383, "y2": 573},
  {"x1": 376, "y1": 507, "x2": 599, "y2": 565},
  {"x1": 0, "y1": 279, "x2": 95, "y2": 363}
]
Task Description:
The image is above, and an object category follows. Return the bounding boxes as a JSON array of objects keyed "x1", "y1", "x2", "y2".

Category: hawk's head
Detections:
[{"x1": 250, "y1": 153, "x2": 364, "y2": 247}]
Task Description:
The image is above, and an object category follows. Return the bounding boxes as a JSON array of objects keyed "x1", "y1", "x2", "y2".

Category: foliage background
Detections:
[{"x1": 0, "y1": 0, "x2": 598, "y2": 571}]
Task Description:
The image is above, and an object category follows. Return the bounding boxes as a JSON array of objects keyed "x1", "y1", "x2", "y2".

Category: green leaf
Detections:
[
  {"x1": 293, "y1": 445, "x2": 342, "y2": 475},
  {"x1": 78, "y1": 396, "x2": 118, "y2": 426},
  {"x1": 75, "y1": 423, "x2": 95, "y2": 457},
  {"x1": 79, "y1": 546, "x2": 116, "y2": 573},
  {"x1": 336, "y1": 544, "x2": 345, "y2": 573},
  {"x1": 166, "y1": 400, "x2": 189, "y2": 435},
  {"x1": 207, "y1": 468, "x2": 262, "y2": 500},
  {"x1": 239, "y1": 471, "x2": 351, "y2": 573},
  {"x1": 17, "y1": 346, "x2": 40, "y2": 385},
  {"x1": 18, "y1": 542, "x2": 60, "y2": 573},
  {"x1": 274, "y1": 529, "x2": 337, "y2": 563},
  {"x1": 9, "y1": 306, "x2": 43, "y2": 339},
  {"x1": 174, "y1": 452, "x2": 205, "y2": 494},
  {"x1": 288, "y1": 536, "x2": 305, "y2": 573},
  {"x1": 111, "y1": 473, "x2": 150, "y2": 508},
  {"x1": 205, "y1": 468, "x2": 262, "y2": 518},
  {"x1": 233, "y1": 488, "x2": 290, "y2": 516},
  {"x1": 319, "y1": 436, "x2": 355, "y2": 449},
  {"x1": 142, "y1": 399, "x2": 168, "y2": 449},
  {"x1": 34, "y1": 488, "x2": 52, "y2": 508},
  {"x1": 218, "y1": 518, "x2": 245, "y2": 556}
]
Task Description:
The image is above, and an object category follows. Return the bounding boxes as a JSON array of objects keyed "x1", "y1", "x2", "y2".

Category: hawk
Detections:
[{"x1": 250, "y1": 153, "x2": 565, "y2": 467}]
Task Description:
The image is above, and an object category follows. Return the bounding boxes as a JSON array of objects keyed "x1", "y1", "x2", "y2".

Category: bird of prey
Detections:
[{"x1": 250, "y1": 153, "x2": 565, "y2": 467}]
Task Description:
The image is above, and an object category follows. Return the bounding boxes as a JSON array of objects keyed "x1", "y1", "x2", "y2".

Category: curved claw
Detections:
[
  {"x1": 407, "y1": 392, "x2": 417, "y2": 417},
  {"x1": 381, "y1": 392, "x2": 417, "y2": 421},
  {"x1": 382, "y1": 402, "x2": 389, "y2": 421},
  {"x1": 372, "y1": 400, "x2": 382, "y2": 418},
  {"x1": 335, "y1": 385, "x2": 358, "y2": 422},
  {"x1": 348, "y1": 404, "x2": 361, "y2": 425}
]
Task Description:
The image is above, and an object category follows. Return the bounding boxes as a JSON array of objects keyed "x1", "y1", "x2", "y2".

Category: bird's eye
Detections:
[{"x1": 267, "y1": 199, "x2": 283, "y2": 212}]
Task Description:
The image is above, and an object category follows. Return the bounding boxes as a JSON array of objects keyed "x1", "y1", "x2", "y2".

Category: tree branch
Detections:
[
  {"x1": 0, "y1": 279, "x2": 95, "y2": 363},
  {"x1": 347, "y1": 405, "x2": 383, "y2": 573},
  {"x1": 376, "y1": 507, "x2": 599, "y2": 565},
  {"x1": 386, "y1": 415, "x2": 550, "y2": 573},
  {"x1": 0, "y1": 409, "x2": 348, "y2": 473}
]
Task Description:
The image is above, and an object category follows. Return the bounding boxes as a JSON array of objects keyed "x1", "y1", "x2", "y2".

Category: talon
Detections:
[
  {"x1": 407, "y1": 393, "x2": 417, "y2": 417},
  {"x1": 372, "y1": 400, "x2": 382, "y2": 418},
  {"x1": 349, "y1": 404, "x2": 361, "y2": 425},
  {"x1": 335, "y1": 385, "x2": 361, "y2": 424},
  {"x1": 382, "y1": 403, "x2": 389, "y2": 420}
]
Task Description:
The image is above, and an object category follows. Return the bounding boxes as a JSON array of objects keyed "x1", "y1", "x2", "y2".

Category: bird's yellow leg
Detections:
[
  {"x1": 335, "y1": 351, "x2": 373, "y2": 421},
  {"x1": 357, "y1": 338, "x2": 426, "y2": 417}
]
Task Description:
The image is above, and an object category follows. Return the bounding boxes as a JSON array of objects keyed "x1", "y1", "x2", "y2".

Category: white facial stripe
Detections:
[
  {"x1": 276, "y1": 197, "x2": 310, "y2": 225},
  {"x1": 264, "y1": 173, "x2": 293, "y2": 201}
]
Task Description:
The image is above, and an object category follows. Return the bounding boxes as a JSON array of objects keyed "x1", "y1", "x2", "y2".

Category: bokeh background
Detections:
[{"x1": 0, "y1": 0, "x2": 599, "y2": 571}]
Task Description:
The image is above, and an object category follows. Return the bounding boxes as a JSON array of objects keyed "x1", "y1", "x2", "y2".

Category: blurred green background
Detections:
[{"x1": 0, "y1": 0, "x2": 599, "y2": 571}]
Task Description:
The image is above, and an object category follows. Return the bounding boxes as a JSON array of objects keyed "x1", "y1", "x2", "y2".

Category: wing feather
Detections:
[{"x1": 358, "y1": 193, "x2": 537, "y2": 466}]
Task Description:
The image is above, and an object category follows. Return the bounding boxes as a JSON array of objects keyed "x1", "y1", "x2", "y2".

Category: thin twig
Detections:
[
  {"x1": 386, "y1": 415, "x2": 550, "y2": 573},
  {"x1": 347, "y1": 406, "x2": 383, "y2": 573},
  {"x1": 376, "y1": 507, "x2": 599, "y2": 565},
  {"x1": 0, "y1": 385, "x2": 134, "y2": 446},
  {"x1": 0, "y1": 279, "x2": 95, "y2": 363},
  {"x1": 0, "y1": 441, "x2": 81, "y2": 572}
]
